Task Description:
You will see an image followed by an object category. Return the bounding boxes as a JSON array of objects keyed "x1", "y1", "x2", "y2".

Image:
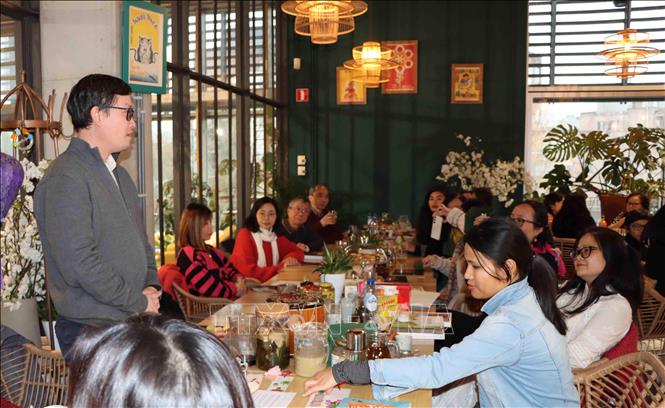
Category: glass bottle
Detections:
[
  {"x1": 361, "y1": 278, "x2": 378, "y2": 325},
  {"x1": 341, "y1": 293, "x2": 355, "y2": 323},
  {"x1": 255, "y1": 315, "x2": 290, "y2": 370},
  {"x1": 365, "y1": 329, "x2": 391, "y2": 360}
]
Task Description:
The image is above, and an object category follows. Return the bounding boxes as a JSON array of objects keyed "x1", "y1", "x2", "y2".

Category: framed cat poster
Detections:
[{"x1": 121, "y1": 1, "x2": 168, "y2": 94}]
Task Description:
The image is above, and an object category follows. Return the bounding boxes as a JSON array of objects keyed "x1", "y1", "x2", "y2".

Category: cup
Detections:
[
  {"x1": 326, "y1": 303, "x2": 342, "y2": 325},
  {"x1": 395, "y1": 333, "x2": 412, "y2": 354}
]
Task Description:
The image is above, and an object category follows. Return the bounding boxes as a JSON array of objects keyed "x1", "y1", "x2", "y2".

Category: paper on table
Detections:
[
  {"x1": 409, "y1": 290, "x2": 440, "y2": 309},
  {"x1": 245, "y1": 373, "x2": 263, "y2": 393},
  {"x1": 305, "y1": 388, "x2": 351, "y2": 408},
  {"x1": 252, "y1": 390, "x2": 296, "y2": 408},
  {"x1": 304, "y1": 254, "x2": 323, "y2": 264}
]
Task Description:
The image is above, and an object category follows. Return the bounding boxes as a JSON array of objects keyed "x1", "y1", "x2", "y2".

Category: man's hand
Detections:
[
  {"x1": 303, "y1": 368, "x2": 339, "y2": 397},
  {"x1": 320, "y1": 212, "x2": 337, "y2": 227},
  {"x1": 143, "y1": 287, "x2": 161, "y2": 314},
  {"x1": 296, "y1": 242, "x2": 310, "y2": 253}
]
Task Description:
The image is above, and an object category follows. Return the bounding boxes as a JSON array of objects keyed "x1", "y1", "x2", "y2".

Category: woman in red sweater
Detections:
[
  {"x1": 176, "y1": 203, "x2": 246, "y2": 299},
  {"x1": 231, "y1": 197, "x2": 304, "y2": 282}
]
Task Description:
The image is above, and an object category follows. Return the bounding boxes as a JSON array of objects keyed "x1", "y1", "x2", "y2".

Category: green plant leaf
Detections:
[
  {"x1": 543, "y1": 124, "x2": 582, "y2": 162},
  {"x1": 539, "y1": 164, "x2": 573, "y2": 193}
]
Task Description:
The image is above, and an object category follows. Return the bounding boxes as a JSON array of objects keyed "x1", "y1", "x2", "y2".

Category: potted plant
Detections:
[
  {"x1": 1, "y1": 157, "x2": 49, "y2": 346},
  {"x1": 539, "y1": 124, "x2": 665, "y2": 217},
  {"x1": 315, "y1": 244, "x2": 353, "y2": 304}
]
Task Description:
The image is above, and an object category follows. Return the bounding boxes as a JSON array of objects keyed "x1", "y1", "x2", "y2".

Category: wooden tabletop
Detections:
[
  {"x1": 201, "y1": 256, "x2": 436, "y2": 407},
  {"x1": 251, "y1": 339, "x2": 434, "y2": 407}
]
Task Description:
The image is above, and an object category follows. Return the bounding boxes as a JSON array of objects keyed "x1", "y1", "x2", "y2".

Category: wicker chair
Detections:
[
  {"x1": 553, "y1": 237, "x2": 576, "y2": 279},
  {"x1": 172, "y1": 282, "x2": 231, "y2": 324},
  {"x1": 637, "y1": 277, "x2": 665, "y2": 356},
  {"x1": 0, "y1": 343, "x2": 68, "y2": 407},
  {"x1": 573, "y1": 351, "x2": 665, "y2": 408}
]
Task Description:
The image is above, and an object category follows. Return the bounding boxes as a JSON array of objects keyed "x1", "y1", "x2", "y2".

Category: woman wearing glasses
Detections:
[
  {"x1": 556, "y1": 227, "x2": 642, "y2": 369},
  {"x1": 510, "y1": 200, "x2": 567, "y2": 279}
]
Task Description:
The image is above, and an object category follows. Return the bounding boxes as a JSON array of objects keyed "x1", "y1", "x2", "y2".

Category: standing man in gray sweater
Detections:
[{"x1": 34, "y1": 74, "x2": 161, "y2": 359}]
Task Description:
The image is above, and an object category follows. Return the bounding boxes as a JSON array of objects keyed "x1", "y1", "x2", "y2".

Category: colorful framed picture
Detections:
[
  {"x1": 121, "y1": 1, "x2": 168, "y2": 94},
  {"x1": 381, "y1": 40, "x2": 418, "y2": 94},
  {"x1": 336, "y1": 67, "x2": 366, "y2": 105},
  {"x1": 451, "y1": 64, "x2": 483, "y2": 104}
]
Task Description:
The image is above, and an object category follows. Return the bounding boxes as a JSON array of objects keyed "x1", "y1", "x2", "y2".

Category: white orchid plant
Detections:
[
  {"x1": 437, "y1": 134, "x2": 533, "y2": 207},
  {"x1": 1, "y1": 158, "x2": 48, "y2": 310}
]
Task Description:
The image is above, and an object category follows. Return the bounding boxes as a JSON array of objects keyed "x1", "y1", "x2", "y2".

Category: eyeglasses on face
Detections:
[
  {"x1": 510, "y1": 215, "x2": 536, "y2": 227},
  {"x1": 289, "y1": 207, "x2": 310, "y2": 214},
  {"x1": 107, "y1": 106, "x2": 135, "y2": 121},
  {"x1": 570, "y1": 246, "x2": 598, "y2": 260}
]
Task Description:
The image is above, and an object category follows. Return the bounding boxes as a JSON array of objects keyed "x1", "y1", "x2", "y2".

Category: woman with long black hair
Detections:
[{"x1": 304, "y1": 218, "x2": 579, "y2": 407}]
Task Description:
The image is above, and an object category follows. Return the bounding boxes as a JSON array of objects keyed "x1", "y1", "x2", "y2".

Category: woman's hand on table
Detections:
[
  {"x1": 296, "y1": 242, "x2": 310, "y2": 253},
  {"x1": 422, "y1": 255, "x2": 441, "y2": 268},
  {"x1": 235, "y1": 277, "x2": 247, "y2": 297},
  {"x1": 282, "y1": 257, "x2": 301, "y2": 267},
  {"x1": 303, "y1": 368, "x2": 339, "y2": 397}
]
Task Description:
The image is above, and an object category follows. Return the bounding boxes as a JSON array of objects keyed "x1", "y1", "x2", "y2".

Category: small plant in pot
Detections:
[{"x1": 315, "y1": 245, "x2": 353, "y2": 304}]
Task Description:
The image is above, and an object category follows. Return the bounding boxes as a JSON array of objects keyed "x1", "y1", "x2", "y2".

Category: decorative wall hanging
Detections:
[
  {"x1": 336, "y1": 66, "x2": 366, "y2": 105},
  {"x1": 281, "y1": 1, "x2": 368, "y2": 45},
  {"x1": 121, "y1": 0, "x2": 168, "y2": 94},
  {"x1": 381, "y1": 40, "x2": 418, "y2": 94},
  {"x1": 343, "y1": 41, "x2": 398, "y2": 89},
  {"x1": 451, "y1": 64, "x2": 483, "y2": 104}
]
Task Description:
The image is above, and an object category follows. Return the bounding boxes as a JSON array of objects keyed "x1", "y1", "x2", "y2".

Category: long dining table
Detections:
[{"x1": 201, "y1": 256, "x2": 438, "y2": 407}]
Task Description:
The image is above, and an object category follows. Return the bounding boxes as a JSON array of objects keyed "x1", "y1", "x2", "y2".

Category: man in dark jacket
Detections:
[
  {"x1": 280, "y1": 196, "x2": 323, "y2": 253},
  {"x1": 34, "y1": 74, "x2": 161, "y2": 359}
]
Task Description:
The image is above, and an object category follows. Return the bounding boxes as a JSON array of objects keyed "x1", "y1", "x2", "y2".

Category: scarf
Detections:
[
  {"x1": 533, "y1": 242, "x2": 567, "y2": 278},
  {"x1": 251, "y1": 228, "x2": 280, "y2": 267}
]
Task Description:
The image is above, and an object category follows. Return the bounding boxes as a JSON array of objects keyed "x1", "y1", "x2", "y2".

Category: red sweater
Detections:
[
  {"x1": 230, "y1": 228, "x2": 304, "y2": 282},
  {"x1": 176, "y1": 245, "x2": 239, "y2": 299}
]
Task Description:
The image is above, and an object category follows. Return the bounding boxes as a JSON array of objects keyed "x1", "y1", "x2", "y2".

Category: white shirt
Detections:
[
  {"x1": 557, "y1": 286, "x2": 631, "y2": 369},
  {"x1": 104, "y1": 154, "x2": 119, "y2": 186}
]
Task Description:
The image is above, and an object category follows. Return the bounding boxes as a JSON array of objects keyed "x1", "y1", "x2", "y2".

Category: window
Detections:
[{"x1": 528, "y1": 0, "x2": 665, "y2": 85}]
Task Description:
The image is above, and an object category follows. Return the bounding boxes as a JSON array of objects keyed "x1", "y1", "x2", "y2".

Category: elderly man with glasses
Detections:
[
  {"x1": 34, "y1": 74, "x2": 161, "y2": 360},
  {"x1": 279, "y1": 197, "x2": 323, "y2": 253}
]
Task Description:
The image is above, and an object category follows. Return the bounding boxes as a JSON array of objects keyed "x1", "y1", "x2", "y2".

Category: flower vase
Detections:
[
  {"x1": 321, "y1": 273, "x2": 346, "y2": 304},
  {"x1": 1, "y1": 297, "x2": 41, "y2": 346}
]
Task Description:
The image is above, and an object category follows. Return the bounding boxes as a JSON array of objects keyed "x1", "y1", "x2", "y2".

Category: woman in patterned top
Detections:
[{"x1": 176, "y1": 203, "x2": 246, "y2": 299}]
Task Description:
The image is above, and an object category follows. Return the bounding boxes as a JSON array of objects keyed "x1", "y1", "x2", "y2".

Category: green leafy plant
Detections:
[
  {"x1": 315, "y1": 244, "x2": 353, "y2": 275},
  {"x1": 540, "y1": 124, "x2": 665, "y2": 198}
]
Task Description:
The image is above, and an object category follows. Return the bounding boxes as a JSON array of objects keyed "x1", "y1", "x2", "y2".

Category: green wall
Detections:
[{"x1": 287, "y1": 0, "x2": 528, "y2": 226}]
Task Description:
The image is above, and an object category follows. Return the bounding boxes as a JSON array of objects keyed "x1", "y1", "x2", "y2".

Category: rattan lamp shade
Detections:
[
  {"x1": 597, "y1": 29, "x2": 659, "y2": 78},
  {"x1": 282, "y1": 1, "x2": 367, "y2": 45}
]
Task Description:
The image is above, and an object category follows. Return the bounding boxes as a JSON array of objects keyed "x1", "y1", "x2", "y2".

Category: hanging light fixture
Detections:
[
  {"x1": 281, "y1": 1, "x2": 368, "y2": 45},
  {"x1": 597, "y1": 28, "x2": 659, "y2": 78},
  {"x1": 343, "y1": 41, "x2": 398, "y2": 88}
]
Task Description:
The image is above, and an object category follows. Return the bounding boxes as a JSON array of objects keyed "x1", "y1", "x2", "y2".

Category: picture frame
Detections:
[
  {"x1": 121, "y1": 0, "x2": 168, "y2": 94},
  {"x1": 451, "y1": 63, "x2": 483, "y2": 104},
  {"x1": 381, "y1": 40, "x2": 418, "y2": 94},
  {"x1": 336, "y1": 66, "x2": 366, "y2": 105}
]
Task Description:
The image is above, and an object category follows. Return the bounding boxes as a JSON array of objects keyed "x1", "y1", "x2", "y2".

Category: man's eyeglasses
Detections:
[
  {"x1": 510, "y1": 215, "x2": 536, "y2": 227},
  {"x1": 108, "y1": 106, "x2": 135, "y2": 121},
  {"x1": 289, "y1": 207, "x2": 310, "y2": 214},
  {"x1": 570, "y1": 246, "x2": 598, "y2": 260}
]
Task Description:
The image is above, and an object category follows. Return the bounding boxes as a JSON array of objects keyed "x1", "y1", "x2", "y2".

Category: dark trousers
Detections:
[{"x1": 55, "y1": 318, "x2": 90, "y2": 362}]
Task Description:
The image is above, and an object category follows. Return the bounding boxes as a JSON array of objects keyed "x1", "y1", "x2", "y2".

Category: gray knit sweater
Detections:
[{"x1": 34, "y1": 138, "x2": 159, "y2": 327}]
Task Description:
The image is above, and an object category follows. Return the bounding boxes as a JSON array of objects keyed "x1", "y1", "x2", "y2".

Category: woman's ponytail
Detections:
[{"x1": 528, "y1": 254, "x2": 567, "y2": 335}]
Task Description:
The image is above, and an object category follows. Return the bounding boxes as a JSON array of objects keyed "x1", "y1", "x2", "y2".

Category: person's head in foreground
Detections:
[
  {"x1": 463, "y1": 217, "x2": 566, "y2": 334},
  {"x1": 558, "y1": 227, "x2": 642, "y2": 315},
  {"x1": 67, "y1": 314, "x2": 253, "y2": 408}
]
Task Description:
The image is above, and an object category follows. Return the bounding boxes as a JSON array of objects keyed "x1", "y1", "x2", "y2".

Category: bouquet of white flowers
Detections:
[
  {"x1": 1, "y1": 158, "x2": 49, "y2": 310},
  {"x1": 437, "y1": 135, "x2": 532, "y2": 207}
]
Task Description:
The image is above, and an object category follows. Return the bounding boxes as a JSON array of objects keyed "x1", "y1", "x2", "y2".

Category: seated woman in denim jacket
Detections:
[{"x1": 304, "y1": 218, "x2": 580, "y2": 407}]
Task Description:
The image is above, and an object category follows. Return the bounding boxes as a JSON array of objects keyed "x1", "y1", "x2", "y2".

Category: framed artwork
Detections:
[
  {"x1": 336, "y1": 67, "x2": 366, "y2": 105},
  {"x1": 381, "y1": 40, "x2": 418, "y2": 94},
  {"x1": 121, "y1": 1, "x2": 168, "y2": 94},
  {"x1": 451, "y1": 64, "x2": 483, "y2": 104}
]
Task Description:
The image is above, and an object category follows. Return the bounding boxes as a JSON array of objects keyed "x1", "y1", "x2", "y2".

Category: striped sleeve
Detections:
[{"x1": 177, "y1": 246, "x2": 237, "y2": 299}]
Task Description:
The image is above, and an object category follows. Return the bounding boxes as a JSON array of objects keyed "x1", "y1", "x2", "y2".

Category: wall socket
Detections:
[
  {"x1": 297, "y1": 165, "x2": 306, "y2": 176},
  {"x1": 297, "y1": 154, "x2": 306, "y2": 165}
]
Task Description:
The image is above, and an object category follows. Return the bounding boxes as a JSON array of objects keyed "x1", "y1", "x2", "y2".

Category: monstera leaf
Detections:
[
  {"x1": 539, "y1": 164, "x2": 573, "y2": 194},
  {"x1": 543, "y1": 124, "x2": 582, "y2": 162},
  {"x1": 578, "y1": 130, "x2": 610, "y2": 163}
]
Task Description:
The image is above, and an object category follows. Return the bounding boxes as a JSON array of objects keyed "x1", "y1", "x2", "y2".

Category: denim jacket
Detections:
[{"x1": 368, "y1": 279, "x2": 580, "y2": 407}]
